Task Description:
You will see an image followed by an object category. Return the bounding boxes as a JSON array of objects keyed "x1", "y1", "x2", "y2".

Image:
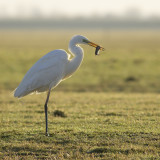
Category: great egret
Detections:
[{"x1": 14, "y1": 35, "x2": 104, "y2": 136}]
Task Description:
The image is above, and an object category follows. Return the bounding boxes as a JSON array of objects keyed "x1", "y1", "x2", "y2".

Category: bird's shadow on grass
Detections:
[{"x1": 25, "y1": 133, "x2": 71, "y2": 145}]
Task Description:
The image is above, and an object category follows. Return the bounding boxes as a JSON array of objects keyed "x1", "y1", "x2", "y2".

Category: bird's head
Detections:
[{"x1": 70, "y1": 35, "x2": 104, "y2": 55}]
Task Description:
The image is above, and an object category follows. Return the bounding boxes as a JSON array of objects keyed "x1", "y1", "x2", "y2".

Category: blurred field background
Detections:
[
  {"x1": 1, "y1": 30, "x2": 160, "y2": 93},
  {"x1": 0, "y1": 0, "x2": 160, "y2": 159}
]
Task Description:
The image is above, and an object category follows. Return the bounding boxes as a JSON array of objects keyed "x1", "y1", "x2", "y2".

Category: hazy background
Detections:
[
  {"x1": 1, "y1": 0, "x2": 160, "y2": 93},
  {"x1": 1, "y1": 0, "x2": 160, "y2": 19},
  {"x1": 0, "y1": 0, "x2": 160, "y2": 29}
]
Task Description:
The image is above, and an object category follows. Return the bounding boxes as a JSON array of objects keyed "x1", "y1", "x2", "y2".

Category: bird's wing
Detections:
[{"x1": 14, "y1": 50, "x2": 69, "y2": 97}]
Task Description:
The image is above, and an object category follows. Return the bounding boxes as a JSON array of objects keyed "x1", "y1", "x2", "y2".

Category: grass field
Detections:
[
  {"x1": 1, "y1": 91, "x2": 160, "y2": 159},
  {"x1": 0, "y1": 30, "x2": 160, "y2": 159}
]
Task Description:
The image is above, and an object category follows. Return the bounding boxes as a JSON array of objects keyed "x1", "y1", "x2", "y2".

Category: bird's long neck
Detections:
[{"x1": 64, "y1": 42, "x2": 84, "y2": 79}]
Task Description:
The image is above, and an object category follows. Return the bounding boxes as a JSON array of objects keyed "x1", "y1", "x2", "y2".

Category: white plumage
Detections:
[
  {"x1": 14, "y1": 35, "x2": 104, "y2": 136},
  {"x1": 14, "y1": 50, "x2": 68, "y2": 97}
]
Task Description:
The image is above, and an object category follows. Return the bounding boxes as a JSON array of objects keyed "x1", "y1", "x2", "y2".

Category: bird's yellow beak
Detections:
[
  {"x1": 83, "y1": 39, "x2": 105, "y2": 52},
  {"x1": 87, "y1": 41, "x2": 105, "y2": 51}
]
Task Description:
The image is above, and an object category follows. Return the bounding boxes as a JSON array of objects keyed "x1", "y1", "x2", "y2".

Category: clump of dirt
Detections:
[
  {"x1": 125, "y1": 76, "x2": 138, "y2": 82},
  {"x1": 53, "y1": 110, "x2": 67, "y2": 118}
]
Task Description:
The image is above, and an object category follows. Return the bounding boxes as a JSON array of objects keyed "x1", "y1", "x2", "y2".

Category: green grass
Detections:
[
  {"x1": 0, "y1": 91, "x2": 160, "y2": 159},
  {"x1": 0, "y1": 30, "x2": 160, "y2": 159}
]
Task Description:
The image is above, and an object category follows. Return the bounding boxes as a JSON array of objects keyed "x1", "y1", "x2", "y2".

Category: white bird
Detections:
[{"x1": 14, "y1": 35, "x2": 104, "y2": 136}]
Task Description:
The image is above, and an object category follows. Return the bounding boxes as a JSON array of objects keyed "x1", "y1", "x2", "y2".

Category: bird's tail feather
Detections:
[{"x1": 14, "y1": 86, "x2": 31, "y2": 98}]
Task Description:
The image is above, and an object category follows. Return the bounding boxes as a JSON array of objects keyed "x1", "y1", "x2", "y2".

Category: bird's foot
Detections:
[{"x1": 45, "y1": 132, "x2": 50, "y2": 137}]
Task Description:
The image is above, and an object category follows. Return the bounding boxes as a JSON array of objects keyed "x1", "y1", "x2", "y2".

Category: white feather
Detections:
[{"x1": 14, "y1": 49, "x2": 68, "y2": 97}]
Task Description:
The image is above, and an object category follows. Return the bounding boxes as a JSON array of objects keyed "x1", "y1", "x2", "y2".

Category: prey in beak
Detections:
[
  {"x1": 83, "y1": 39, "x2": 104, "y2": 55},
  {"x1": 95, "y1": 46, "x2": 101, "y2": 55}
]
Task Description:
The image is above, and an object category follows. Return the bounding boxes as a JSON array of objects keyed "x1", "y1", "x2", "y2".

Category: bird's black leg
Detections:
[{"x1": 44, "y1": 89, "x2": 51, "y2": 136}]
